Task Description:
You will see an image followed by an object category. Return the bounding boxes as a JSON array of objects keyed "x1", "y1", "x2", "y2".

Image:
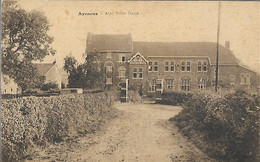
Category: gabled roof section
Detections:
[
  {"x1": 34, "y1": 63, "x2": 54, "y2": 76},
  {"x1": 86, "y1": 33, "x2": 133, "y2": 53},
  {"x1": 133, "y1": 42, "x2": 238, "y2": 65},
  {"x1": 129, "y1": 52, "x2": 149, "y2": 63}
]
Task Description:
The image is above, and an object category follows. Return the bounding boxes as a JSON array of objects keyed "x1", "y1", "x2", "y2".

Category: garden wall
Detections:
[
  {"x1": 1, "y1": 92, "x2": 117, "y2": 161},
  {"x1": 171, "y1": 90, "x2": 259, "y2": 162}
]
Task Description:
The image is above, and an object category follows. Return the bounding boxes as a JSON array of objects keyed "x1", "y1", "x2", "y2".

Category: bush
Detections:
[
  {"x1": 1, "y1": 92, "x2": 117, "y2": 161},
  {"x1": 172, "y1": 90, "x2": 260, "y2": 162},
  {"x1": 128, "y1": 90, "x2": 142, "y2": 103},
  {"x1": 157, "y1": 92, "x2": 193, "y2": 105},
  {"x1": 40, "y1": 82, "x2": 59, "y2": 91}
]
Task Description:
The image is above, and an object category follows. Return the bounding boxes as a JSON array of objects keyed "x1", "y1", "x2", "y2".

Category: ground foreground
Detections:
[{"x1": 27, "y1": 102, "x2": 213, "y2": 162}]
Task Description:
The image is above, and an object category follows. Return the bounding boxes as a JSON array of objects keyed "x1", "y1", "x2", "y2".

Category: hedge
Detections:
[
  {"x1": 172, "y1": 89, "x2": 259, "y2": 162},
  {"x1": 1, "y1": 92, "x2": 117, "y2": 161},
  {"x1": 156, "y1": 92, "x2": 193, "y2": 106}
]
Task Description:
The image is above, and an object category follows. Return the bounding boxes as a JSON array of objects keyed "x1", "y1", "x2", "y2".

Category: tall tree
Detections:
[
  {"x1": 63, "y1": 52, "x2": 104, "y2": 89},
  {"x1": 1, "y1": 1, "x2": 55, "y2": 90},
  {"x1": 63, "y1": 56, "x2": 84, "y2": 88},
  {"x1": 84, "y1": 52, "x2": 104, "y2": 89}
]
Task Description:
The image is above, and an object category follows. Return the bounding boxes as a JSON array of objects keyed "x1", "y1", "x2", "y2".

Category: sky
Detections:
[{"x1": 17, "y1": 0, "x2": 259, "y2": 73}]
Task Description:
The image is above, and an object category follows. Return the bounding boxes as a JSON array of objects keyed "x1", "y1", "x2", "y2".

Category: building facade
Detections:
[
  {"x1": 1, "y1": 74, "x2": 22, "y2": 95},
  {"x1": 35, "y1": 61, "x2": 62, "y2": 89},
  {"x1": 86, "y1": 33, "x2": 257, "y2": 95}
]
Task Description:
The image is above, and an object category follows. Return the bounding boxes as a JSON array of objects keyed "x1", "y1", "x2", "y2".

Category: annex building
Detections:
[{"x1": 85, "y1": 33, "x2": 257, "y2": 96}]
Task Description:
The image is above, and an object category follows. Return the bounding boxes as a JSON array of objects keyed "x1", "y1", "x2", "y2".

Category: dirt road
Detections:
[{"x1": 30, "y1": 102, "x2": 212, "y2": 162}]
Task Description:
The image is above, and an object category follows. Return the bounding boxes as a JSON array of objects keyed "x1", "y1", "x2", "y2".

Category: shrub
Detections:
[
  {"x1": 172, "y1": 90, "x2": 260, "y2": 162},
  {"x1": 157, "y1": 92, "x2": 193, "y2": 105},
  {"x1": 128, "y1": 90, "x2": 142, "y2": 103},
  {"x1": 40, "y1": 82, "x2": 59, "y2": 91},
  {"x1": 1, "y1": 92, "x2": 117, "y2": 161}
]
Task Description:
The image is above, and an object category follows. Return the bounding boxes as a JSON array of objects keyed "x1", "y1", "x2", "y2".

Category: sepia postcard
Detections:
[{"x1": 1, "y1": 0, "x2": 259, "y2": 162}]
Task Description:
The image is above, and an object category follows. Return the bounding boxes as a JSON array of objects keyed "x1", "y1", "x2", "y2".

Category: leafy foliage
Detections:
[
  {"x1": 1, "y1": 92, "x2": 117, "y2": 161},
  {"x1": 157, "y1": 92, "x2": 193, "y2": 105},
  {"x1": 63, "y1": 52, "x2": 104, "y2": 89},
  {"x1": 1, "y1": 1, "x2": 55, "y2": 90},
  {"x1": 40, "y1": 82, "x2": 59, "y2": 91},
  {"x1": 172, "y1": 90, "x2": 260, "y2": 162}
]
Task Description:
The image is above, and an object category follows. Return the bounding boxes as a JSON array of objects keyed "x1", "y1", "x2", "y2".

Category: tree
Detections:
[
  {"x1": 84, "y1": 52, "x2": 104, "y2": 89},
  {"x1": 63, "y1": 56, "x2": 85, "y2": 88},
  {"x1": 63, "y1": 52, "x2": 104, "y2": 89},
  {"x1": 1, "y1": 1, "x2": 55, "y2": 91}
]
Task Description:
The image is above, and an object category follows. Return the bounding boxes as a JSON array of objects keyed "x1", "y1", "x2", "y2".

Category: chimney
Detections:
[
  {"x1": 53, "y1": 60, "x2": 56, "y2": 64},
  {"x1": 225, "y1": 41, "x2": 230, "y2": 49}
]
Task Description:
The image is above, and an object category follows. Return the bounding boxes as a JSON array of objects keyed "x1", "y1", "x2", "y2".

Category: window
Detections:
[
  {"x1": 198, "y1": 62, "x2": 202, "y2": 71},
  {"x1": 106, "y1": 66, "x2": 112, "y2": 72},
  {"x1": 133, "y1": 68, "x2": 138, "y2": 78},
  {"x1": 11, "y1": 88, "x2": 13, "y2": 92},
  {"x1": 198, "y1": 78, "x2": 206, "y2": 90},
  {"x1": 187, "y1": 62, "x2": 191, "y2": 71},
  {"x1": 106, "y1": 77, "x2": 112, "y2": 84},
  {"x1": 121, "y1": 56, "x2": 126, "y2": 62},
  {"x1": 119, "y1": 55, "x2": 126, "y2": 62},
  {"x1": 181, "y1": 62, "x2": 185, "y2": 71},
  {"x1": 165, "y1": 62, "x2": 169, "y2": 71},
  {"x1": 154, "y1": 62, "x2": 158, "y2": 71},
  {"x1": 133, "y1": 67, "x2": 143, "y2": 79},
  {"x1": 240, "y1": 73, "x2": 250, "y2": 85},
  {"x1": 203, "y1": 62, "x2": 207, "y2": 71},
  {"x1": 166, "y1": 79, "x2": 174, "y2": 89},
  {"x1": 149, "y1": 79, "x2": 156, "y2": 92},
  {"x1": 105, "y1": 62, "x2": 113, "y2": 73},
  {"x1": 170, "y1": 62, "x2": 175, "y2": 71},
  {"x1": 138, "y1": 68, "x2": 143, "y2": 78},
  {"x1": 4, "y1": 89, "x2": 6, "y2": 93},
  {"x1": 118, "y1": 66, "x2": 126, "y2": 78},
  {"x1": 181, "y1": 78, "x2": 190, "y2": 91},
  {"x1": 149, "y1": 62, "x2": 153, "y2": 71}
]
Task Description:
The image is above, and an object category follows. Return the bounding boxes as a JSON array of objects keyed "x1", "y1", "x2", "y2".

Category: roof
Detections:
[
  {"x1": 34, "y1": 63, "x2": 54, "y2": 76},
  {"x1": 133, "y1": 42, "x2": 238, "y2": 65},
  {"x1": 86, "y1": 33, "x2": 133, "y2": 52}
]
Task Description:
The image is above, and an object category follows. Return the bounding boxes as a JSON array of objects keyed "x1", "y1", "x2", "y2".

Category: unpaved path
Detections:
[{"x1": 30, "y1": 102, "x2": 213, "y2": 162}]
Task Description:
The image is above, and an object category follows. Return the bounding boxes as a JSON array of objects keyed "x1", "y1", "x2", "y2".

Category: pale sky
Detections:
[{"x1": 17, "y1": 0, "x2": 259, "y2": 73}]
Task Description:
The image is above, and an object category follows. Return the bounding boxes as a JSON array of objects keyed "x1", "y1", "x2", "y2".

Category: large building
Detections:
[{"x1": 86, "y1": 33, "x2": 257, "y2": 95}]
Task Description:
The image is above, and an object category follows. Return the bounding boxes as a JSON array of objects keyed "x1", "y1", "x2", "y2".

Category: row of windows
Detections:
[
  {"x1": 149, "y1": 61, "x2": 208, "y2": 72},
  {"x1": 148, "y1": 78, "x2": 207, "y2": 92},
  {"x1": 104, "y1": 75, "x2": 251, "y2": 86}
]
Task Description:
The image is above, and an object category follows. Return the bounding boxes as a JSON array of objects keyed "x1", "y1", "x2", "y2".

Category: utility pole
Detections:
[{"x1": 215, "y1": 1, "x2": 221, "y2": 92}]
